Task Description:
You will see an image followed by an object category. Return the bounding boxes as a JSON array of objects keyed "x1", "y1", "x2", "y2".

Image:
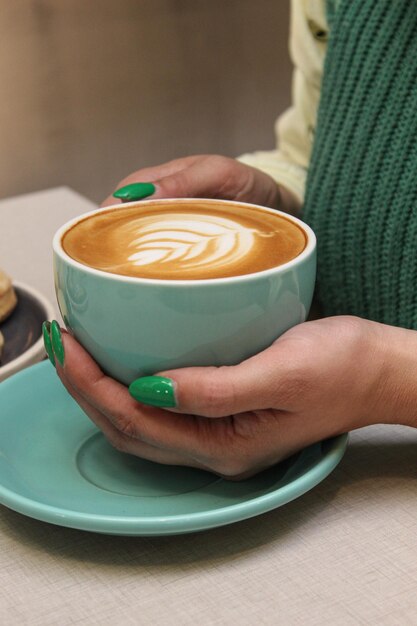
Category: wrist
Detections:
[{"x1": 372, "y1": 323, "x2": 417, "y2": 428}]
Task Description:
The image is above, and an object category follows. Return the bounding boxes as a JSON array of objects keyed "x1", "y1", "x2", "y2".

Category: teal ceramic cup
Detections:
[{"x1": 53, "y1": 199, "x2": 316, "y2": 385}]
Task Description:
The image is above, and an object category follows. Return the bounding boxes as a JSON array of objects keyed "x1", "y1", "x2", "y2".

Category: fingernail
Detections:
[
  {"x1": 113, "y1": 182, "x2": 155, "y2": 202},
  {"x1": 129, "y1": 376, "x2": 176, "y2": 408},
  {"x1": 42, "y1": 321, "x2": 55, "y2": 367},
  {"x1": 50, "y1": 320, "x2": 65, "y2": 367}
]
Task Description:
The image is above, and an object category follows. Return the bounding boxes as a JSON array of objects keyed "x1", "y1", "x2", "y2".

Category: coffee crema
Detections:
[{"x1": 62, "y1": 202, "x2": 307, "y2": 280}]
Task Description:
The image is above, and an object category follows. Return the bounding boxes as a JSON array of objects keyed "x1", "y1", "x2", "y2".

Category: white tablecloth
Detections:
[{"x1": 1, "y1": 188, "x2": 417, "y2": 625}]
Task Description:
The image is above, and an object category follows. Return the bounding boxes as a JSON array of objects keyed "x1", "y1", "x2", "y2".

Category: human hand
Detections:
[
  {"x1": 44, "y1": 316, "x2": 416, "y2": 480},
  {"x1": 103, "y1": 154, "x2": 300, "y2": 215}
]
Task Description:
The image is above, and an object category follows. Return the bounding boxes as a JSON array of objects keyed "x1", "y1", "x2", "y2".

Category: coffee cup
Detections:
[{"x1": 53, "y1": 198, "x2": 316, "y2": 385}]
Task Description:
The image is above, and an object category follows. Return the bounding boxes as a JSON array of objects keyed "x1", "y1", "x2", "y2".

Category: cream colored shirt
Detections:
[{"x1": 238, "y1": 0, "x2": 328, "y2": 203}]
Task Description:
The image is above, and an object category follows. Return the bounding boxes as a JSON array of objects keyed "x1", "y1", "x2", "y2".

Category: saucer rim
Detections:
[{"x1": 0, "y1": 361, "x2": 348, "y2": 535}]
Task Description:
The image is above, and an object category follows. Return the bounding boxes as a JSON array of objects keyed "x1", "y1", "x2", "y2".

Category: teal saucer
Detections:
[{"x1": 0, "y1": 361, "x2": 348, "y2": 536}]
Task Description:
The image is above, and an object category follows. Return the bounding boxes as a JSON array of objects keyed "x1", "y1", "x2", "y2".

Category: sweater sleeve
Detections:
[{"x1": 237, "y1": 0, "x2": 328, "y2": 204}]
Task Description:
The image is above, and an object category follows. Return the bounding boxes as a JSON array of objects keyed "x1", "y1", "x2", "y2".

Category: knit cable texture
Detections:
[{"x1": 303, "y1": 0, "x2": 417, "y2": 328}]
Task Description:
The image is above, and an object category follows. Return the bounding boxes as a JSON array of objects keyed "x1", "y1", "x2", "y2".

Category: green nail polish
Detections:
[
  {"x1": 42, "y1": 321, "x2": 55, "y2": 367},
  {"x1": 113, "y1": 182, "x2": 155, "y2": 202},
  {"x1": 129, "y1": 376, "x2": 176, "y2": 408},
  {"x1": 50, "y1": 320, "x2": 65, "y2": 367}
]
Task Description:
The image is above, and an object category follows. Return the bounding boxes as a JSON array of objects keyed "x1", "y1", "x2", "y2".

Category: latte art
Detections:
[
  {"x1": 62, "y1": 201, "x2": 307, "y2": 280},
  {"x1": 121, "y1": 213, "x2": 272, "y2": 274}
]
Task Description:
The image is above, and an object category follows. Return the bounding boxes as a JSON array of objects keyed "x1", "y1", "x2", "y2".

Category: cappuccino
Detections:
[
  {"x1": 54, "y1": 199, "x2": 316, "y2": 382},
  {"x1": 62, "y1": 201, "x2": 306, "y2": 280}
]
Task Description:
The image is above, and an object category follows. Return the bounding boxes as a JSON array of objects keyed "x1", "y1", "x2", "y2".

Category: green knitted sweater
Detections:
[{"x1": 302, "y1": 0, "x2": 417, "y2": 328}]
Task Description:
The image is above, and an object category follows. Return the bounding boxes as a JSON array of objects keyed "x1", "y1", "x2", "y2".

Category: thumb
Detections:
[
  {"x1": 152, "y1": 156, "x2": 241, "y2": 200},
  {"x1": 128, "y1": 344, "x2": 287, "y2": 417}
]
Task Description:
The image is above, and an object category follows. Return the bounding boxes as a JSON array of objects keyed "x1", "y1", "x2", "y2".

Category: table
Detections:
[{"x1": 1, "y1": 188, "x2": 417, "y2": 625}]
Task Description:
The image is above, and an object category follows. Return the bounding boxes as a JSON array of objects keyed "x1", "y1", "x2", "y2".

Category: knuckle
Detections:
[
  {"x1": 212, "y1": 456, "x2": 252, "y2": 480},
  {"x1": 340, "y1": 315, "x2": 368, "y2": 343},
  {"x1": 162, "y1": 176, "x2": 189, "y2": 198},
  {"x1": 119, "y1": 420, "x2": 138, "y2": 440},
  {"x1": 112, "y1": 413, "x2": 139, "y2": 440},
  {"x1": 106, "y1": 432, "x2": 128, "y2": 453},
  {"x1": 196, "y1": 417, "x2": 260, "y2": 479},
  {"x1": 324, "y1": 315, "x2": 362, "y2": 338},
  {"x1": 205, "y1": 439, "x2": 253, "y2": 479},
  {"x1": 212, "y1": 156, "x2": 239, "y2": 182},
  {"x1": 210, "y1": 155, "x2": 233, "y2": 171},
  {"x1": 200, "y1": 369, "x2": 236, "y2": 417}
]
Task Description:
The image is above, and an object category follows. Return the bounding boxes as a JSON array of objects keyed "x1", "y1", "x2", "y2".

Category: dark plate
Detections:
[{"x1": 0, "y1": 285, "x2": 48, "y2": 366}]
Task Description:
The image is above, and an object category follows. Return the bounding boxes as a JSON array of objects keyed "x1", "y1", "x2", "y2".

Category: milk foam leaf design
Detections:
[
  {"x1": 124, "y1": 213, "x2": 270, "y2": 272},
  {"x1": 63, "y1": 203, "x2": 306, "y2": 279}
]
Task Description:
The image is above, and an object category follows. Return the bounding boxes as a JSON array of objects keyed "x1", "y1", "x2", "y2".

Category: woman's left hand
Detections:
[{"x1": 48, "y1": 316, "x2": 417, "y2": 479}]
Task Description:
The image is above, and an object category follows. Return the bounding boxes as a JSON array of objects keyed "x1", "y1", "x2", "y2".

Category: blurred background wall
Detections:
[{"x1": 0, "y1": 0, "x2": 291, "y2": 203}]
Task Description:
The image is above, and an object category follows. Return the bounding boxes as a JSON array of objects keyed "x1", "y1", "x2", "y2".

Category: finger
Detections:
[
  {"x1": 152, "y1": 155, "x2": 247, "y2": 201},
  {"x1": 102, "y1": 155, "x2": 248, "y2": 206},
  {"x1": 59, "y1": 355, "x2": 256, "y2": 476},
  {"x1": 55, "y1": 332, "x2": 234, "y2": 463},
  {"x1": 130, "y1": 342, "x2": 291, "y2": 418},
  {"x1": 116, "y1": 155, "x2": 201, "y2": 186},
  {"x1": 54, "y1": 331, "x2": 293, "y2": 478},
  {"x1": 59, "y1": 369, "x2": 203, "y2": 467},
  {"x1": 101, "y1": 156, "x2": 202, "y2": 206}
]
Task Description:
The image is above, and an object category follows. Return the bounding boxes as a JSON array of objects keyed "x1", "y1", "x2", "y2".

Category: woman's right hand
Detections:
[{"x1": 103, "y1": 154, "x2": 299, "y2": 214}]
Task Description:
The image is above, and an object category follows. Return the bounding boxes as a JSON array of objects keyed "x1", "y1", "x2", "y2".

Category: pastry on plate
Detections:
[{"x1": 0, "y1": 269, "x2": 17, "y2": 323}]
